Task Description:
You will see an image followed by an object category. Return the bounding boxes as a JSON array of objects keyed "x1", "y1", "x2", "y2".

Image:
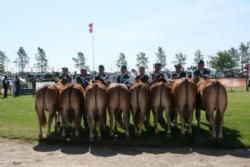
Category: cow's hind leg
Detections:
[
  {"x1": 165, "y1": 107, "x2": 172, "y2": 137},
  {"x1": 61, "y1": 110, "x2": 67, "y2": 138},
  {"x1": 145, "y1": 108, "x2": 151, "y2": 129},
  {"x1": 47, "y1": 110, "x2": 54, "y2": 138},
  {"x1": 187, "y1": 106, "x2": 194, "y2": 135},
  {"x1": 88, "y1": 111, "x2": 95, "y2": 141},
  {"x1": 138, "y1": 108, "x2": 145, "y2": 137},
  {"x1": 109, "y1": 110, "x2": 115, "y2": 137},
  {"x1": 54, "y1": 113, "x2": 58, "y2": 132},
  {"x1": 178, "y1": 107, "x2": 186, "y2": 135},
  {"x1": 152, "y1": 106, "x2": 159, "y2": 134},
  {"x1": 36, "y1": 109, "x2": 44, "y2": 139},
  {"x1": 216, "y1": 110, "x2": 224, "y2": 140},
  {"x1": 207, "y1": 109, "x2": 216, "y2": 139},
  {"x1": 123, "y1": 109, "x2": 130, "y2": 139},
  {"x1": 74, "y1": 110, "x2": 81, "y2": 138},
  {"x1": 96, "y1": 109, "x2": 103, "y2": 140},
  {"x1": 131, "y1": 108, "x2": 138, "y2": 135},
  {"x1": 38, "y1": 120, "x2": 43, "y2": 139}
]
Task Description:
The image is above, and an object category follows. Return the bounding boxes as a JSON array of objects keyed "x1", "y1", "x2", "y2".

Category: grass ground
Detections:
[{"x1": 0, "y1": 89, "x2": 249, "y2": 148}]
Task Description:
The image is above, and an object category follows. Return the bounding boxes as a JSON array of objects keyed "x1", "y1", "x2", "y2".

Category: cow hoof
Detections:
[{"x1": 126, "y1": 135, "x2": 130, "y2": 140}]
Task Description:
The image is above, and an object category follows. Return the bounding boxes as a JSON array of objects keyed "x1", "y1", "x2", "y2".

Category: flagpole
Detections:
[{"x1": 92, "y1": 31, "x2": 95, "y2": 72}]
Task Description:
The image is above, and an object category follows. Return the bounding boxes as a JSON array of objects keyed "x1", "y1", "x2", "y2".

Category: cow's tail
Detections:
[
  {"x1": 214, "y1": 81, "x2": 222, "y2": 126},
  {"x1": 134, "y1": 85, "x2": 141, "y2": 125},
  {"x1": 93, "y1": 84, "x2": 98, "y2": 122},
  {"x1": 183, "y1": 78, "x2": 189, "y2": 122},
  {"x1": 63, "y1": 86, "x2": 74, "y2": 124},
  {"x1": 36, "y1": 87, "x2": 47, "y2": 126},
  {"x1": 117, "y1": 85, "x2": 123, "y2": 125},
  {"x1": 158, "y1": 83, "x2": 165, "y2": 121}
]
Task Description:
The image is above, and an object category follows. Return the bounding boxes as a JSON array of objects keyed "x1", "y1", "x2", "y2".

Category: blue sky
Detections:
[{"x1": 1, "y1": 0, "x2": 250, "y2": 72}]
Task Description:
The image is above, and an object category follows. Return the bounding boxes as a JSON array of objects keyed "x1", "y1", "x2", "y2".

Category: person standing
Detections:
[
  {"x1": 15, "y1": 76, "x2": 21, "y2": 97},
  {"x1": 31, "y1": 76, "x2": 36, "y2": 97},
  {"x1": 192, "y1": 60, "x2": 210, "y2": 81},
  {"x1": 76, "y1": 68, "x2": 91, "y2": 88},
  {"x1": 116, "y1": 65, "x2": 134, "y2": 85},
  {"x1": 171, "y1": 64, "x2": 186, "y2": 79},
  {"x1": 75, "y1": 68, "x2": 90, "y2": 128},
  {"x1": 150, "y1": 63, "x2": 167, "y2": 84},
  {"x1": 59, "y1": 67, "x2": 72, "y2": 84},
  {"x1": 94, "y1": 65, "x2": 110, "y2": 83},
  {"x1": 3, "y1": 76, "x2": 9, "y2": 98},
  {"x1": 135, "y1": 66, "x2": 150, "y2": 83}
]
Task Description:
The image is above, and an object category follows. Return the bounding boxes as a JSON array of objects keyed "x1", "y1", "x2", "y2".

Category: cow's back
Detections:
[
  {"x1": 130, "y1": 82, "x2": 150, "y2": 109},
  {"x1": 60, "y1": 84, "x2": 85, "y2": 122},
  {"x1": 108, "y1": 83, "x2": 129, "y2": 110},
  {"x1": 173, "y1": 78, "x2": 196, "y2": 107},
  {"x1": 200, "y1": 80, "x2": 227, "y2": 112},
  {"x1": 86, "y1": 83, "x2": 107, "y2": 110},
  {"x1": 35, "y1": 85, "x2": 59, "y2": 111},
  {"x1": 151, "y1": 82, "x2": 172, "y2": 108}
]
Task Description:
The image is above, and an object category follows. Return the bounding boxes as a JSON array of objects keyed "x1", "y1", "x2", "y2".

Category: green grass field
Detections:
[{"x1": 0, "y1": 90, "x2": 249, "y2": 148}]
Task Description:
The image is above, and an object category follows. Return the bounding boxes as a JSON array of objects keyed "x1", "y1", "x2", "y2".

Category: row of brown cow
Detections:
[{"x1": 35, "y1": 77, "x2": 227, "y2": 141}]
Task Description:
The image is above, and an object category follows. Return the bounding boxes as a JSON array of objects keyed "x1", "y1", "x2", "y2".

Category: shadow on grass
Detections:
[{"x1": 33, "y1": 123, "x2": 249, "y2": 158}]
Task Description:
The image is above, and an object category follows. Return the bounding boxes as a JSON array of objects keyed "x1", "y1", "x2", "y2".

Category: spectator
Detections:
[
  {"x1": 149, "y1": 63, "x2": 168, "y2": 83},
  {"x1": 59, "y1": 67, "x2": 72, "y2": 84},
  {"x1": 116, "y1": 65, "x2": 134, "y2": 84},
  {"x1": 171, "y1": 64, "x2": 186, "y2": 79},
  {"x1": 94, "y1": 65, "x2": 110, "y2": 83},
  {"x1": 135, "y1": 66, "x2": 150, "y2": 83},
  {"x1": 3, "y1": 76, "x2": 9, "y2": 98},
  {"x1": 192, "y1": 60, "x2": 210, "y2": 80},
  {"x1": 31, "y1": 76, "x2": 36, "y2": 97},
  {"x1": 76, "y1": 68, "x2": 91, "y2": 88},
  {"x1": 15, "y1": 76, "x2": 21, "y2": 96}
]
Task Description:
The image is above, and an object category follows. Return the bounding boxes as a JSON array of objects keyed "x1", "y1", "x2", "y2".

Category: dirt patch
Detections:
[{"x1": 0, "y1": 138, "x2": 250, "y2": 167}]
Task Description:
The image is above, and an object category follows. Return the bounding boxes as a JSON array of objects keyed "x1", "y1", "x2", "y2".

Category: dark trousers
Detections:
[
  {"x1": 3, "y1": 88, "x2": 8, "y2": 98},
  {"x1": 15, "y1": 88, "x2": 20, "y2": 96},
  {"x1": 247, "y1": 80, "x2": 250, "y2": 91}
]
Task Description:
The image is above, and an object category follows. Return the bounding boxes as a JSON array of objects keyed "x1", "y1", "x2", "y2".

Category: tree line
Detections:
[
  {"x1": 0, "y1": 47, "x2": 48, "y2": 75},
  {"x1": 116, "y1": 41, "x2": 250, "y2": 73},
  {"x1": 0, "y1": 41, "x2": 249, "y2": 74}
]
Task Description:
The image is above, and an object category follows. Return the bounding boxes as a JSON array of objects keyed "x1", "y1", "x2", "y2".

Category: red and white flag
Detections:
[{"x1": 89, "y1": 23, "x2": 93, "y2": 33}]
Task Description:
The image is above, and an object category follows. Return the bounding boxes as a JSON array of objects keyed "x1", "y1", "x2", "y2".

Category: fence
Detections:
[{"x1": 219, "y1": 78, "x2": 246, "y2": 88}]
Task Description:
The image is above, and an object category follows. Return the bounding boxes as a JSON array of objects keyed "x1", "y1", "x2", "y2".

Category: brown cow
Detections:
[
  {"x1": 35, "y1": 84, "x2": 60, "y2": 139},
  {"x1": 130, "y1": 82, "x2": 150, "y2": 136},
  {"x1": 196, "y1": 78, "x2": 227, "y2": 140},
  {"x1": 85, "y1": 82, "x2": 107, "y2": 140},
  {"x1": 107, "y1": 83, "x2": 130, "y2": 138},
  {"x1": 151, "y1": 81, "x2": 173, "y2": 136},
  {"x1": 60, "y1": 84, "x2": 85, "y2": 138},
  {"x1": 172, "y1": 78, "x2": 197, "y2": 135}
]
